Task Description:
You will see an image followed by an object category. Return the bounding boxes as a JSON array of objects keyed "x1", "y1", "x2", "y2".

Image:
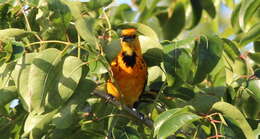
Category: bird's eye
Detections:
[{"x1": 121, "y1": 35, "x2": 137, "y2": 42}]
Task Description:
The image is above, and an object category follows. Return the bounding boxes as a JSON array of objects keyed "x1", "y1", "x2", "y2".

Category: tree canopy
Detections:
[{"x1": 0, "y1": 0, "x2": 260, "y2": 138}]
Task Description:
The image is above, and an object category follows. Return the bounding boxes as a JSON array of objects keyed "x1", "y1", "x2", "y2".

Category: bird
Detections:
[{"x1": 106, "y1": 28, "x2": 148, "y2": 108}]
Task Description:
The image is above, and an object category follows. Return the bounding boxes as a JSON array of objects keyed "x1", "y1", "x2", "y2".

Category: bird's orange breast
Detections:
[{"x1": 106, "y1": 51, "x2": 147, "y2": 107}]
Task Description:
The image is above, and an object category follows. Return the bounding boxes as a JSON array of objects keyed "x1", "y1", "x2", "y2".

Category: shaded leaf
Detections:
[
  {"x1": 186, "y1": 0, "x2": 202, "y2": 29},
  {"x1": 0, "y1": 86, "x2": 17, "y2": 106},
  {"x1": 199, "y1": 0, "x2": 216, "y2": 18},
  {"x1": 240, "y1": 23, "x2": 260, "y2": 46},
  {"x1": 52, "y1": 79, "x2": 96, "y2": 129},
  {"x1": 192, "y1": 35, "x2": 223, "y2": 84},
  {"x1": 158, "y1": 1, "x2": 185, "y2": 40},
  {"x1": 254, "y1": 41, "x2": 260, "y2": 52},
  {"x1": 58, "y1": 56, "x2": 83, "y2": 102},
  {"x1": 231, "y1": 3, "x2": 242, "y2": 33},
  {"x1": 28, "y1": 48, "x2": 63, "y2": 114},
  {"x1": 12, "y1": 53, "x2": 36, "y2": 111},
  {"x1": 85, "y1": 0, "x2": 112, "y2": 10},
  {"x1": 248, "y1": 52, "x2": 260, "y2": 64},
  {"x1": 222, "y1": 38, "x2": 240, "y2": 62}
]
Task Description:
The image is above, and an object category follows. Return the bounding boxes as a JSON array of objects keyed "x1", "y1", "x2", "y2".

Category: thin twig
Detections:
[
  {"x1": 92, "y1": 89, "x2": 154, "y2": 129},
  {"x1": 26, "y1": 40, "x2": 74, "y2": 47}
]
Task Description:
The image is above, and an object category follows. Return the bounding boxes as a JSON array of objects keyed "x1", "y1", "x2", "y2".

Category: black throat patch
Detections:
[{"x1": 122, "y1": 52, "x2": 136, "y2": 67}]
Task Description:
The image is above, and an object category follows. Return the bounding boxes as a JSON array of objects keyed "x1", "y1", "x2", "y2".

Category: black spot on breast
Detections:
[{"x1": 122, "y1": 52, "x2": 136, "y2": 67}]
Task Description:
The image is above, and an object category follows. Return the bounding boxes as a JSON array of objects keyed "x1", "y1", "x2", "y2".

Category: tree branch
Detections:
[{"x1": 92, "y1": 89, "x2": 154, "y2": 129}]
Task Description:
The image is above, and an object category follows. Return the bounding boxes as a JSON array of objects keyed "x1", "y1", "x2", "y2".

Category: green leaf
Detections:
[
  {"x1": 154, "y1": 107, "x2": 201, "y2": 138},
  {"x1": 58, "y1": 56, "x2": 83, "y2": 102},
  {"x1": 240, "y1": 23, "x2": 260, "y2": 46},
  {"x1": 0, "y1": 28, "x2": 29, "y2": 41},
  {"x1": 52, "y1": 79, "x2": 96, "y2": 129},
  {"x1": 86, "y1": 0, "x2": 112, "y2": 10},
  {"x1": 110, "y1": 4, "x2": 137, "y2": 25},
  {"x1": 23, "y1": 79, "x2": 96, "y2": 137},
  {"x1": 247, "y1": 80, "x2": 260, "y2": 103},
  {"x1": 211, "y1": 102, "x2": 255, "y2": 139},
  {"x1": 11, "y1": 53, "x2": 36, "y2": 111},
  {"x1": 88, "y1": 53, "x2": 107, "y2": 74},
  {"x1": 143, "y1": 48, "x2": 163, "y2": 67},
  {"x1": 158, "y1": 1, "x2": 185, "y2": 40},
  {"x1": 0, "y1": 86, "x2": 17, "y2": 106},
  {"x1": 9, "y1": 41, "x2": 25, "y2": 62},
  {"x1": 189, "y1": 94, "x2": 219, "y2": 113},
  {"x1": 192, "y1": 35, "x2": 224, "y2": 84},
  {"x1": 186, "y1": 0, "x2": 202, "y2": 29},
  {"x1": 239, "y1": 0, "x2": 260, "y2": 29},
  {"x1": 231, "y1": 3, "x2": 242, "y2": 33},
  {"x1": 254, "y1": 41, "x2": 260, "y2": 52},
  {"x1": 112, "y1": 126, "x2": 140, "y2": 139},
  {"x1": 61, "y1": 0, "x2": 81, "y2": 19},
  {"x1": 75, "y1": 17, "x2": 97, "y2": 47},
  {"x1": 0, "y1": 62, "x2": 16, "y2": 88},
  {"x1": 248, "y1": 52, "x2": 260, "y2": 64},
  {"x1": 222, "y1": 38, "x2": 240, "y2": 61},
  {"x1": 199, "y1": 0, "x2": 216, "y2": 18},
  {"x1": 23, "y1": 109, "x2": 59, "y2": 138},
  {"x1": 163, "y1": 48, "x2": 193, "y2": 85},
  {"x1": 147, "y1": 66, "x2": 163, "y2": 85},
  {"x1": 103, "y1": 39, "x2": 121, "y2": 63},
  {"x1": 28, "y1": 48, "x2": 63, "y2": 114},
  {"x1": 117, "y1": 23, "x2": 159, "y2": 42}
]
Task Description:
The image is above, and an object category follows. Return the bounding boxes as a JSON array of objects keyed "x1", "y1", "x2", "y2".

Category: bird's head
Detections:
[{"x1": 120, "y1": 28, "x2": 141, "y2": 55}]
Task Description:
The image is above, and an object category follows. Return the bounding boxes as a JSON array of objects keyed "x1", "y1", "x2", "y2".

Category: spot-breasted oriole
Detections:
[{"x1": 106, "y1": 28, "x2": 148, "y2": 108}]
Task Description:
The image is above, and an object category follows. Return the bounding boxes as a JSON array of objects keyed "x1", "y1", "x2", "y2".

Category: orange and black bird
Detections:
[{"x1": 106, "y1": 28, "x2": 148, "y2": 108}]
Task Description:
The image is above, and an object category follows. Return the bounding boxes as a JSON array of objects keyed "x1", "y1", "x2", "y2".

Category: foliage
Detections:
[{"x1": 0, "y1": 0, "x2": 260, "y2": 138}]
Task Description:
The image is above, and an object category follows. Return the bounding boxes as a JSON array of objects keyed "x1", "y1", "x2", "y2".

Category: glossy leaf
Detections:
[
  {"x1": 154, "y1": 107, "x2": 201, "y2": 138},
  {"x1": 192, "y1": 35, "x2": 223, "y2": 84},
  {"x1": 211, "y1": 102, "x2": 255, "y2": 139}
]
